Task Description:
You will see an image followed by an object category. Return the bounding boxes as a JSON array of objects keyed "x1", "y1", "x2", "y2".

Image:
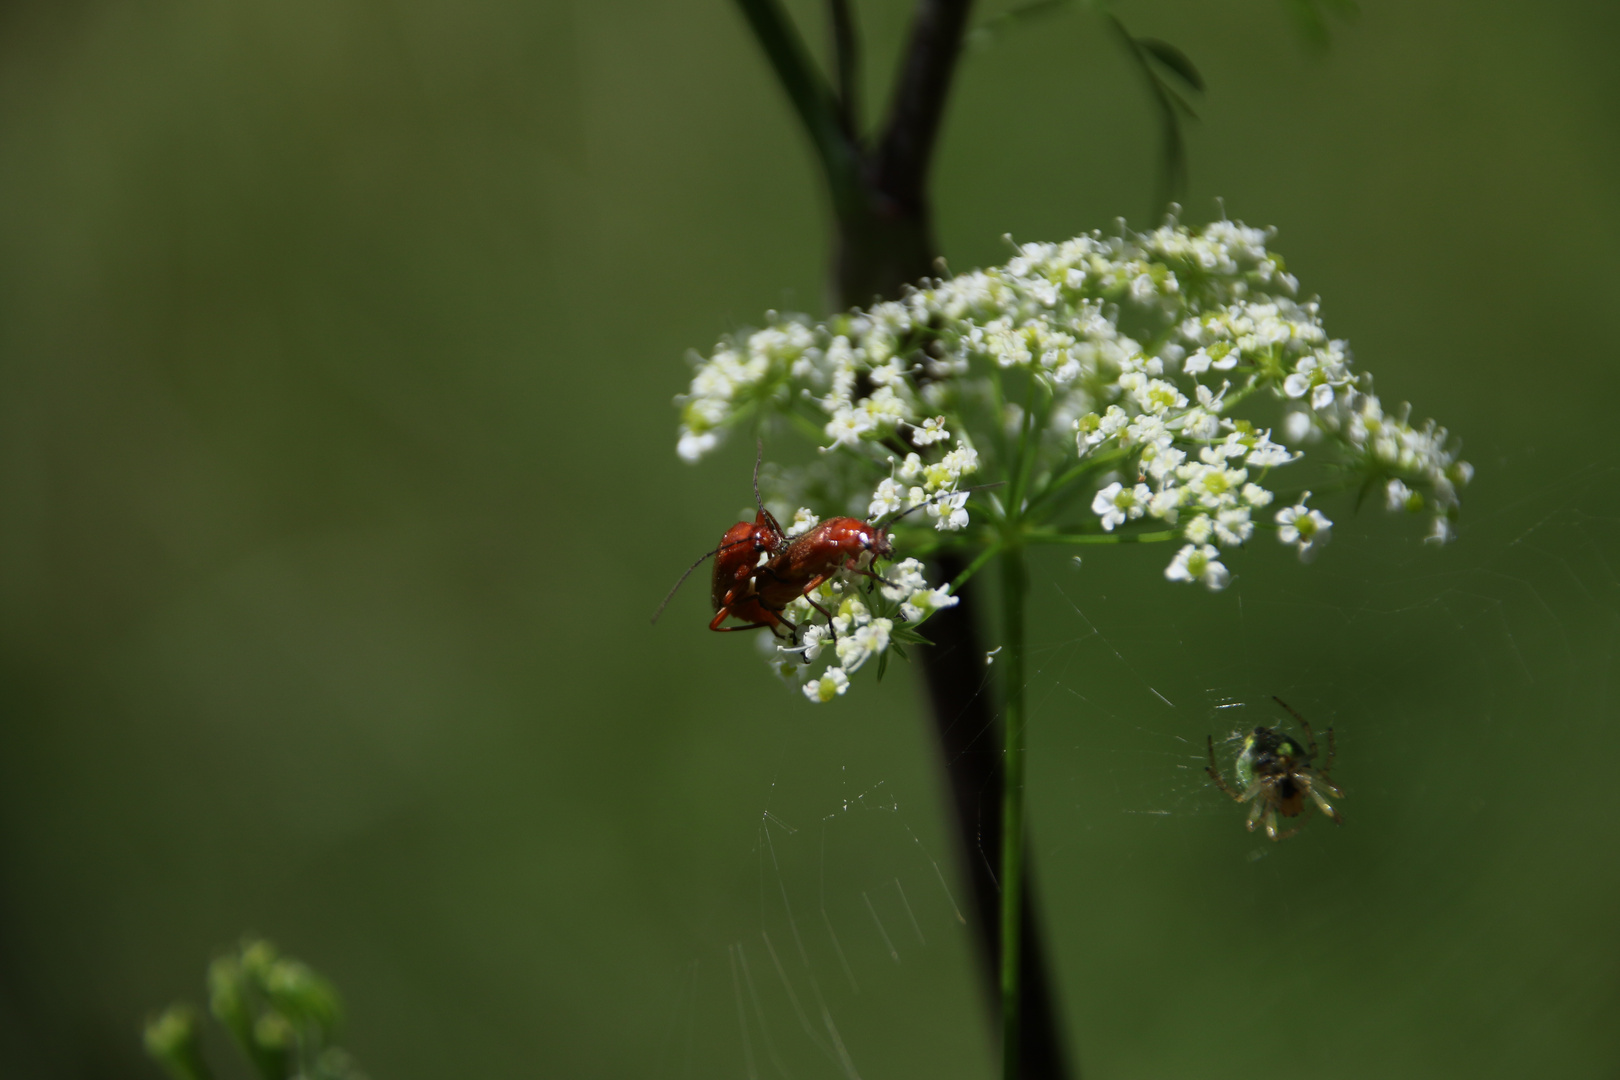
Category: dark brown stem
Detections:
[
  {"x1": 732, "y1": 0, "x2": 1073, "y2": 1074},
  {"x1": 874, "y1": 0, "x2": 976, "y2": 210}
]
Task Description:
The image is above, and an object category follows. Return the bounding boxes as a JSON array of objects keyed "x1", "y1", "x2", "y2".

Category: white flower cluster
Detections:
[
  {"x1": 868, "y1": 443, "x2": 980, "y2": 531},
  {"x1": 776, "y1": 548, "x2": 960, "y2": 704},
  {"x1": 678, "y1": 217, "x2": 1469, "y2": 691}
]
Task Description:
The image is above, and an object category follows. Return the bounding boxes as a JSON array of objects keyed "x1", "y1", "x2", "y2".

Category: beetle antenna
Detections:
[
  {"x1": 651, "y1": 536, "x2": 755, "y2": 625},
  {"x1": 753, "y1": 436, "x2": 766, "y2": 516},
  {"x1": 875, "y1": 481, "x2": 1005, "y2": 530}
]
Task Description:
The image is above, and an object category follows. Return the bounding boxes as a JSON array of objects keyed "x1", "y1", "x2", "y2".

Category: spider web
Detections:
[{"x1": 648, "y1": 452, "x2": 1620, "y2": 1080}]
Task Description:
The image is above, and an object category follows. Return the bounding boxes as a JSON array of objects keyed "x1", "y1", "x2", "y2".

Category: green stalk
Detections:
[
  {"x1": 730, "y1": 0, "x2": 863, "y2": 216},
  {"x1": 950, "y1": 540, "x2": 1003, "y2": 594},
  {"x1": 998, "y1": 541, "x2": 1029, "y2": 1080},
  {"x1": 1025, "y1": 528, "x2": 1178, "y2": 546}
]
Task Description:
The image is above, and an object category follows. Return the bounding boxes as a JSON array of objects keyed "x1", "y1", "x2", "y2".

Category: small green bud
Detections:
[
  {"x1": 265, "y1": 958, "x2": 343, "y2": 1040},
  {"x1": 144, "y1": 1006, "x2": 213, "y2": 1080}
]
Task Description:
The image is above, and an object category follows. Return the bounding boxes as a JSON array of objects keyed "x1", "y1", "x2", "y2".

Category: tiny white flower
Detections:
[
  {"x1": 1148, "y1": 486, "x2": 1184, "y2": 523},
  {"x1": 1245, "y1": 432, "x2": 1296, "y2": 469},
  {"x1": 929, "y1": 490, "x2": 971, "y2": 531},
  {"x1": 1240, "y1": 483, "x2": 1274, "y2": 507},
  {"x1": 1283, "y1": 410, "x2": 1313, "y2": 444},
  {"x1": 1180, "y1": 408, "x2": 1221, "y2": 441},
  {"x1": 832, "y1": 596, "x2": 871, "y2": 636},
  {"x1": 778, "y1": 622, "x2": 832, "y2": 663},
  {"x1": 1164, "y1": 543, "x2": 1230, "y2": 591},
  {"x1": 1425, "y1": 516, "x2": 1454, "y2": 544},
  {"x1": 880, "y1": 557, "x2": 930, "y2": 603},
  {"x1": 1385, "y1": 479, "x2": 1414, "y2": 512},
  {"x1": 677, "y1": 429, "x2": 719, "y2": 462},
  {"x1": 939, "y1": 443, "x2": 980, "y2": 479},
  {"x1": 1183, "y1": 514, "x2": 1214, "y2": 544},
  {"x1": 1092, "y1": 482, "x2": 1126, "y2": 531},
  {"x1": 869, "y1": 478, "x2": 904, "y2": 518},
  {"x1": 1276, "y1": 493, "x2": 1333, "y2": 561},
  {"x1": 803, "y1": 666, "x2": 850, "y2": 703},
  {"x1": 787, "y1": 507, "x2": 821, "y2": 538},
  {"x1": 902, "y1": 585, "x2": 958, "y2": 622},
  {"x1": 1214, "y1": 506, "x2": 1254, "y2": 546},
  {"x1": 912, "y1": 416, "x2": 951, "y2": 446},
  {"x1": 1143, "y1": 445, "x2": 1186, "y2": 482},
  {"x1": 836, "y1": 618, "x2": 893, "y2": 673},
  {"x1": 825, "y1": 407, "x2": 871, "y2": 448}
]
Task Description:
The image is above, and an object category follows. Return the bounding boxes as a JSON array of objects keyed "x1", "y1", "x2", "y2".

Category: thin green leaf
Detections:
[
  {"x1": 1282, "y1": 0, "x2": 1358, "y2": 52},
  {"x1": 891, "y1": 625, "x2": 936, "y2": 646},
  {"x1": 1138, "y1": 38, "x2": 1204, "y2": 93},
  {"x1": 969, "y1": 0, "x2": 1074, "y2": 51}
]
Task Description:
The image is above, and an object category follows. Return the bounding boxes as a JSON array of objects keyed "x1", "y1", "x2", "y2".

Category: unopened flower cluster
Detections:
[{"x1": 676, "y1": 217, "x2": 1469, "y2": 699}]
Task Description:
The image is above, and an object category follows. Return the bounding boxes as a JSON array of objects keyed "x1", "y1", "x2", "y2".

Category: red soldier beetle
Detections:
[
  {"x1": 753, "y1": 484, "x2": 999, "y2": 639},
  {"x1": 651, "y1": 443, "x2": 796, "y2": 639}
]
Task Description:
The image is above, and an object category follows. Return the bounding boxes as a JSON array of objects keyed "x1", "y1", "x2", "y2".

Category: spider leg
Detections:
[
  {"x1": 1206, "y1": 736, "x2": 1246, "y2": 803},
  {"x1": 1264, "y1": 806, "x2": 1300, "y2": 842},
  {"x1": 1246, "y1": 799, "x2": 1265, "y2": 833},
  {"x1": 1312, "y1": 770, "x2": 1344, "y2": 799},
  {"x1": 1304, "y1": 777, "x2": 1343, "y2": 823},
  {"x1": 1273, "y1": 696, "x2": 1319, "y2": 758}
]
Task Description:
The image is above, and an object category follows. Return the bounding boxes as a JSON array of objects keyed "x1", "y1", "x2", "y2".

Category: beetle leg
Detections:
[
  {"x1": 709, "y1": 605, "x2": 780, "y2": 634},
  {"x1": 844, "y1": 557, "x2": 897, "y2": 590},
  {"x1": 795, "y1": 574, "x2": 839, "y2": 638}
]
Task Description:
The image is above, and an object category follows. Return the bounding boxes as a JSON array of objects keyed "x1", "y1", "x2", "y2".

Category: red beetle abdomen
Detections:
[{"x1": 711, "y1": 521, "x2": 761, "y2": 610}]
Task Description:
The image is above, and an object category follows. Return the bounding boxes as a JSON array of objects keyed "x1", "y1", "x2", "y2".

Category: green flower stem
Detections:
[
  {"x1": 1026, "y1": 528, "x2": 1179, "y2": 545},
  {"x1": 730, "y1": 0, "x2": 863, "y2": 216},
  {"x1": 998, "y1": 541, "x2": 1030, "y2": 1080},
  {"x1": 1011, "y1": 388, "x2": 1047, "y2": 514},
  {"x1": 949, "y1": 539, "x2": 1003, "y2": 593},
  {"x1": 1024, "y1": 448, "x2": 1132, "y2": 515}
]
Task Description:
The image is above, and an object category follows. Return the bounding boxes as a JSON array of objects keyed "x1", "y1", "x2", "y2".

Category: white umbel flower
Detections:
[
  {"x1": 1276, "y1": 493, "x2": 1332, "y2": 561},
  {"x1": 674, "y1": 217, "x2": 1469, "y2": 703},
  {"x1": 804, "y1": 667, "x2": 850, "y2": 703},
  {"x1": 1165, "y1": 544, "x2": 1230, "y2": 591}
]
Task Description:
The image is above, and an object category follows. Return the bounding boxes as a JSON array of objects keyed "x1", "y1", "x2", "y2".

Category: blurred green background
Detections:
[{"x1": 2, "y1": 1, "x2": 1617, "y2": 1077}]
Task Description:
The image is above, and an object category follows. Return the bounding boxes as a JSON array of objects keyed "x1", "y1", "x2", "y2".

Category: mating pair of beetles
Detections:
[{"x1": 653, "y1": 454, "x2": 922, "y2": 643}]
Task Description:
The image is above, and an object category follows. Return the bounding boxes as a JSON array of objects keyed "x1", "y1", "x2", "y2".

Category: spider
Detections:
[{"x1": 1206, "y1": 697, "x2": 1344, "y2": 841}]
